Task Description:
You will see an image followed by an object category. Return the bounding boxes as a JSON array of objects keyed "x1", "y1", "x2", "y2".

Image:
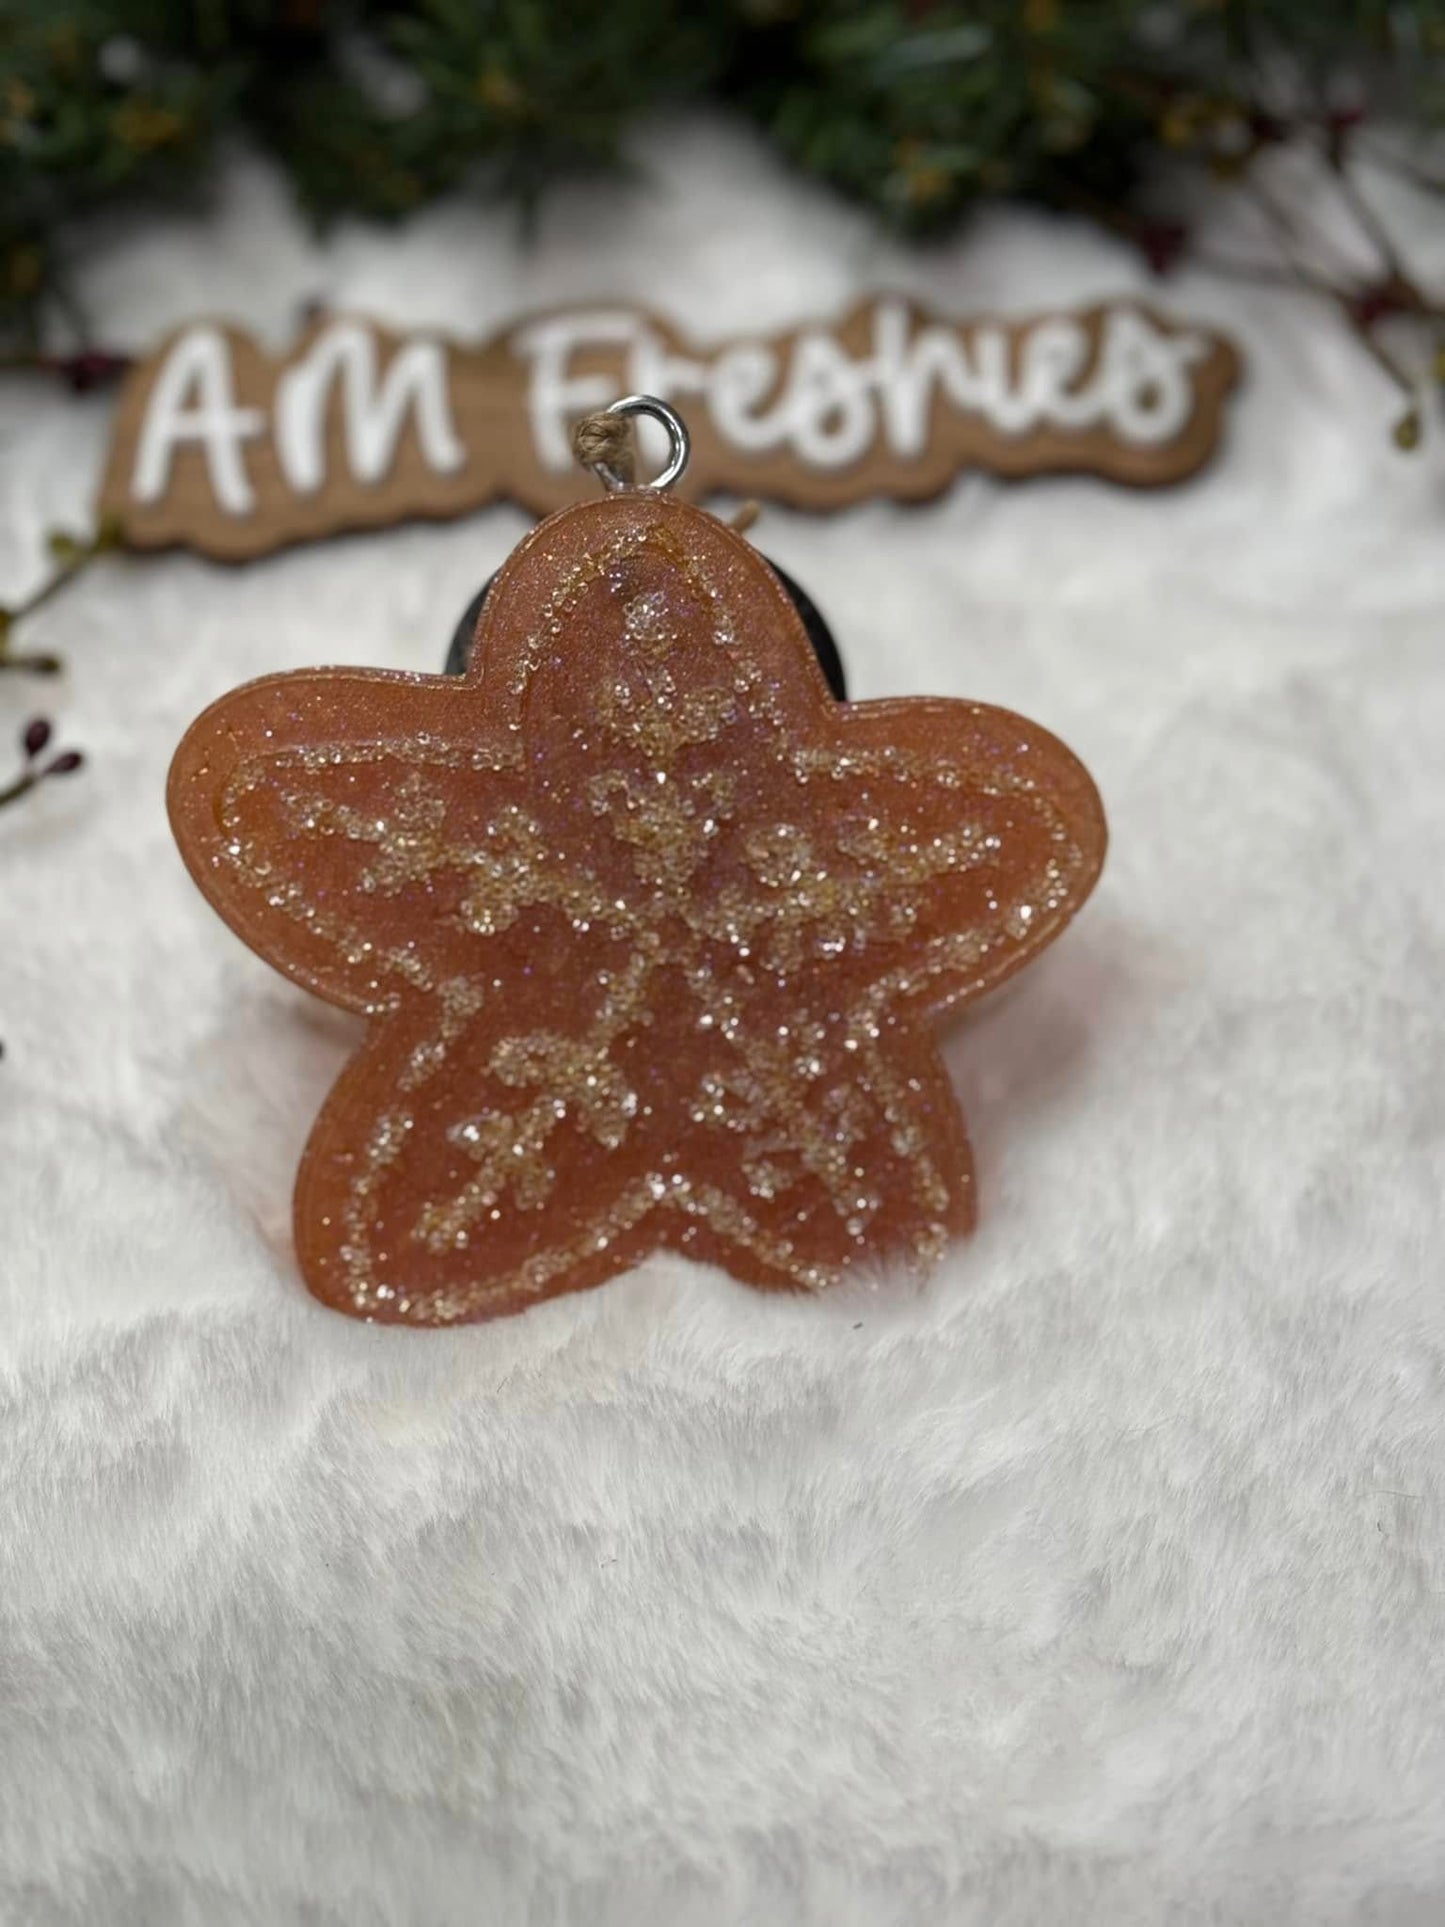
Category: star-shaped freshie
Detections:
[{"x1": 168, "y1": 493, "x2": 1106, "y2": 1324}]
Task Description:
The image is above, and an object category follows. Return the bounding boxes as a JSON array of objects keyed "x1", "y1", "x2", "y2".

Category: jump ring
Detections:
[{"x1": 590, "y1": 395, "x2": 691, "y2": 493}]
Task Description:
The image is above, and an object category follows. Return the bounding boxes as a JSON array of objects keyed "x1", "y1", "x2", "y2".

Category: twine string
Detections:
[{"x1": 571, "y1": 410, "x2": 635, "y2": 486}]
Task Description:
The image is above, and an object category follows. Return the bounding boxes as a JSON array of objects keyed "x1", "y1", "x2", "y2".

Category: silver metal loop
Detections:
[{"x1": 589, "y1": 394, "x2": 690, "y2": 494}]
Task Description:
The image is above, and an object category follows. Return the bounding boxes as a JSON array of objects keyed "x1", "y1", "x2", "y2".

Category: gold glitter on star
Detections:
[{"x1": 168, "y1": 494, "x2": 1106, "y2": 1324}]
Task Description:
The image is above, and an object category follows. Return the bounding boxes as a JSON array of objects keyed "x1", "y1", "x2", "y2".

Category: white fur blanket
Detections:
[{"x1": 2, "y1": 123, "x2": 1443, "y2": 1925}]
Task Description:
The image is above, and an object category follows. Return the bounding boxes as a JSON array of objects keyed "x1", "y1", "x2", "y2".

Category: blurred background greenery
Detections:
[{"x1": 3, "y1": 1, "x2": 1444, "y2": 429}]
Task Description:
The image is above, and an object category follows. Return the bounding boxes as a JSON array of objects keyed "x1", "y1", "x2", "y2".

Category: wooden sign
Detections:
[{"x1": 98, "y1": 299, "x2": 1241, "y2": 559}]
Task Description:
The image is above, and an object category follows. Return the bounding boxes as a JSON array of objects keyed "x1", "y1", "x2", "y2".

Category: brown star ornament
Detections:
[{"x1": 168, "y1": 491, "x2": 1106, "y2": 1324}]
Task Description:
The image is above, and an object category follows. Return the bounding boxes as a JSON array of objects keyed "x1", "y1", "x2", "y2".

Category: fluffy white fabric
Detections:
[{"x1": 2, "y1": 121, "x2": 1444, "y2": 1926}]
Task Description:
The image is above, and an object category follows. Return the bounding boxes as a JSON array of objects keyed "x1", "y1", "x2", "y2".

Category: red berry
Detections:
[
  {"x1": 62, "y1": 351, "x2": 132, "y2": 394},
  {"x1": 22, "y1": 717, "x2": 52, "y2": 758},
  {"x1": 1350, "y1": 284, "x2": 1406, "y2": 328},
  {"x1": 44, "y1": 750, "x2": 84, "y2": 777},
  {"x1": 1138, "y1": 223, "x2": 1188, "y2": 277}
]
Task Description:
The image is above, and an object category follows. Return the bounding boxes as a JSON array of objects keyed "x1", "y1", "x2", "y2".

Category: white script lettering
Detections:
[
  {"x1": 131, "y1": 326, "x2": 265, "y2": 515},
  {"x1": 515, "y1": 301, "x2": 1210, "y2": 474},
  {"x1": 275, "y1": 322, "x2": 465, "y2": 494}
]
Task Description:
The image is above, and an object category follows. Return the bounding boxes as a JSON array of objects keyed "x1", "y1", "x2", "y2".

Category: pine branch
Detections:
[{"x1": 0, "y1": 520, "x2": 123, "y2": 676}]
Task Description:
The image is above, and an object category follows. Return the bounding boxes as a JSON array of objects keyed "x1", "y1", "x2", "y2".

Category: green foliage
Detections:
[
  {"x1": 746, "y1": 2, "x2": 1156, "y2": 228},
  {"x1": 3, "y1": 0, "x2": 1444, "y2": 341}
]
